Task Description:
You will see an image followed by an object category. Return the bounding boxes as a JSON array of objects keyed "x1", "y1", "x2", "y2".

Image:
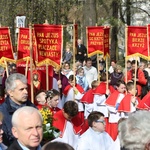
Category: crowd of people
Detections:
[{"x1": 0, "y1": 39, "x2": 150, "y2": 150}]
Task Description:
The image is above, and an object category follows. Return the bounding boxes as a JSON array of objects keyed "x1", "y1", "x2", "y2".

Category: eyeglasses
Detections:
[{"x1": 95, "y1": 120, "x2": 105, "y2": 124}]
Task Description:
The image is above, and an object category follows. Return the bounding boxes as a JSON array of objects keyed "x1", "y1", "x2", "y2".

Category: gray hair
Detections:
[
  {"x1": 118, "y1": 110, "x2": 150, "y2": 150},
  {"x1": 5, "y1": 73, "x2": 27, "y2": 92},
  {"x1": 12, "y1": 106, "x2": 43, "y2": 127}
]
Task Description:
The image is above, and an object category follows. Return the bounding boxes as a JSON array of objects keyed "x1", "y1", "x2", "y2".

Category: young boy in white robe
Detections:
[
  {"x1": 118, "y1": 81, "x2": 139, "y2": 118},
  {"x1": 77, "y1": 111, "x2": 113, "y2": 150},
  {"x1": 52, "y1": 101, "x2": 83, "y2": 150},
  {"x1": 62, "y1": 75, "x2": 85, "y2": 122},
  {"x1": 105, "y1": 80, "x2": 126, "y2": 141}
]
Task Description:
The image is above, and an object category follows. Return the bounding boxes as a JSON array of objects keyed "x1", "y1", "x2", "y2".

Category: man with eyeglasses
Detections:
[{"x1": 77, "y1": 111, "x2": 113, "y2": 150}]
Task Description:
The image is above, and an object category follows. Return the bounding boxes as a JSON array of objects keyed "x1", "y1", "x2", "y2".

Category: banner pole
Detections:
[
  {"x1": 86, "y1": 27, "x2": 88, "y2": 59},
  {"x1": 73, "y1": 20, "x2": 76, "y2": 101},
  {"x1": 106, "y1": 56, "x2": 109, "y2": 90},
  {"x1": 95, "y1": 24, "x2": 100, "y2": 83},
  {"x1": 29, "y1": 23, "x2": 34, "y2": 104},
  {"x1": 134, "y1": 57, "x2": 138, "y2": 97},
  {"x1": 97, "y1": 54, "x2": 100, "y2": 82},
  {"x1": 46, "y1": 63, "x2": 49, "y2": 91},
  {"x1": 4, "y1": 60, "x2": 9, "y2": 77},
  {"x1": 125, "y1": 25, "x2": 128, "y2": 84},
  {"x1": 147, "y1": 25, "x2": 150, "y2": 59},
  {"x1": 25, "y1": 58, "x2": 29, "y2": 77}
]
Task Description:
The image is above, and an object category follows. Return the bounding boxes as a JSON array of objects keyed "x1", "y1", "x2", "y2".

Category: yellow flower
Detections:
[{"x1": 39, "y1": 106, "x2": 60, "y2": 141}]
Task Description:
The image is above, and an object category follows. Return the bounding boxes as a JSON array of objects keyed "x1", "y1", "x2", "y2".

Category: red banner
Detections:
[
  {"x1": 103, "y1": 27, "x2": 110, "y2": 56},
  {"x1": 148, "y1": 25, "x2": 150, "y2": 60},
  {"x1": 126, "y1": 26, "x2": 148, "y2": 59},
  {"x1": 17, "y1": 28, "x2": 37, "y2": 63},
  {"x1": 34, "y1": 24, "x2": 63, "y2": 68},
  {"x1": 0, "y1": 27, "x2": 14, "y2": 61},
  {"x1": 87, "y1": 26, "x2": 104, "y2": 57},
  {"x1": 17, "y1": 63, "x2": 53, "y2": 100}
]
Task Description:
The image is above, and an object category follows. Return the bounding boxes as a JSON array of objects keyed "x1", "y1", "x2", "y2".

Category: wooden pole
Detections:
[
  {"x1": 73, "y1": 20, "x2": 76, "y2": 101},
  {"x1": 29, "y1": 23, "x2": 34, "y2": 103},
  {"x1": 46, "y1": 63, "x2": 49, "y2": 91},
  {"x1": 43, "y1": 19, "x2": 49, "y2": 91},
  {"x1": 106, "y1": 56, "x2": 109, "y2": 90},
  {"x1": 147, "y1": 25, "x2": 150, "y2": 60},
  {"x1": 95, "y1": 23, "x2": 100, "y2": 82},
  {"x1": 134, "y1": 57, "x2": 138, "y2": 97},
  {"x1": 25, "y1": 58, "x2": 29, "y2": 77},
  {"x1": 86, "y1": 26, "x2": 88, "y2": 58},
  {"x1": 4, "y1": 60, "x2": 9, "y2": 77},
  {"x1": 125, "y1": 25, "x2": 128, "y2": 84},
  {"x1": 125, "y1": 57, "x2": 128, "y2": 88},
  {"x1": 97, "y1": 54, "x2": 100, "y2": 82},
  {"x1": 43, "y1": 19, "x2": 49, "y2": 25}
]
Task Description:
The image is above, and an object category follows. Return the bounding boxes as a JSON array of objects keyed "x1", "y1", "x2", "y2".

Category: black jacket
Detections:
[
  {"x1": 76, "y1": 44, "x2": 87, "y2": 62},
  {"x1": 0, "y1": 96, "x2": 36, "y2": 146},
  {"x1": 7, "y1": 140, "x2": 41, "y2": 150},
  {"x1": 7, "y1": 140, "x2": 23, "y2": 150}
]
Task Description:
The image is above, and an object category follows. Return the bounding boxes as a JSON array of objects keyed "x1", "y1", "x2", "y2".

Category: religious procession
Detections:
[{"x1": 0, "y1": 0, "x2": 150, "y2": 150}]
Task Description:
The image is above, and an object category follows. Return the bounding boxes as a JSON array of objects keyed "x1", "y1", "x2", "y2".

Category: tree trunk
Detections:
[
  {"x1": 82, "y1": 0, "x2": 96, "y2": 45},
  {"x1": 110, "y1": 0, "x2": 119, "y2": 62},
  {"x1": 126, "y1": 0, "x2": 131, "y2": 25}
]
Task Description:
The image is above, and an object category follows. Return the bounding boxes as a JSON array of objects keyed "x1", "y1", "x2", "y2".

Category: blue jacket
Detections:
[{"x1": 0, "y1": 96, "x2": 36, "y2": 147}]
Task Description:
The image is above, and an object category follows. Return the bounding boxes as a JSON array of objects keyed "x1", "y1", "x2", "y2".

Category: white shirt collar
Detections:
[{"x1": 18, "y1": 140, "x2": 41, "y2": 150}]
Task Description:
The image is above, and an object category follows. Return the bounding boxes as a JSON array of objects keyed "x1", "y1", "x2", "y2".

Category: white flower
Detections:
[
  {"x1": 53, "y1": 130, "x2": 60, "y2": 138},
  {"x1": 46, "y1": 123, "x2": 51, "y2": 131},
  {"x1": 48, "y1": 129, "x2": 52, "y2": 133}
]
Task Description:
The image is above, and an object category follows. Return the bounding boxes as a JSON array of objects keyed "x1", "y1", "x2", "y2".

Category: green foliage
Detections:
[{"x1": 39, "y1": 106, "x2": 60, "y2": 141}]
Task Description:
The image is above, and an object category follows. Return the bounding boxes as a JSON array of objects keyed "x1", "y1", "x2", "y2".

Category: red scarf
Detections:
[
  {"x1": 63, "y1": 84, "x2": 84, "y2": 96},
  {"x1": 81, "y1": 89, "x2": 95, "y2": 104},
  {"x1": 118, "y1": 93, "x2": 132, "y2": 112},
  {"x1": 137, "y1": 91, "x2": 150, "y2": 110},
  {"x1": 93, "y1": 82, "x2": 115, "y2": 95},
  {"x1": 105, "y1": 90, "x2": 120, "y2": 107},
  {"x1": 53, "y1": 110, "x2": 82, "y2": 137}
]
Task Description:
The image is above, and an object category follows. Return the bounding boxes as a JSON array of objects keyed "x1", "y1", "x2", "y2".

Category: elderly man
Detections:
[
  {"x1": 7, "y1": 106, "x2": 43, "y2": 150},
  {"x1": 0, "y1": 73, "x2": 36, "y2": 146},
  {"x1": 76, "y1": 39, "x2": 87, "y2": 63},
  {"x1": 118, "y1": 110, "x2": 150, "y2": 150}
]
